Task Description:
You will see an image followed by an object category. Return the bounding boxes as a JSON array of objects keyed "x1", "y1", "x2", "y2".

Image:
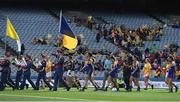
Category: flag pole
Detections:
[
  {"x1": 5, "y1": 16, "x2": 8, "y2": 52},
  {"x1": 58, "y1": 10, "x2": 62, "y2": 47},
  {"x1": 58, "y1": 10, "x2": 62, "y2": 33}
]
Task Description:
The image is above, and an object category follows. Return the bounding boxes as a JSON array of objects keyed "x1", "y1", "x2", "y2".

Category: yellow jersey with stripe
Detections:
[
  {"x1": 143, "y1": 62, "x2": 151, "y2": 76},
  {"x1": 45, "y1": 60, "x2": 52, "y2": 73}
]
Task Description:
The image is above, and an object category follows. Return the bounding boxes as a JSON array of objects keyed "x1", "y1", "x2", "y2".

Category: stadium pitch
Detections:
[{"x1": 0, "y1": 88, "x2": 180, "y2": 101}]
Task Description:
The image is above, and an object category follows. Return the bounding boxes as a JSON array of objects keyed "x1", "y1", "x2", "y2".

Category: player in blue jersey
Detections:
[
  {"x1": 104, "y1": 58, "x2": 121, "y2": 91},
  {"x1": 80, "y1": 53, "x2": 99, "y2": 91},
  {"x1": 129, "y1": 57, "x2": 141, "y2": 92},
  {"x1": 165, "y1": 56, "x2": 178, "y2": 92}
]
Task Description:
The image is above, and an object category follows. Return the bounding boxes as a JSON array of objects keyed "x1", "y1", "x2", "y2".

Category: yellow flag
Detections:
[
  {"x1": 6, "y1": 18, "x2": 20, "y2": 40},
  {"x1": 63, "y1": 35, "x2": 78, "y2": 50}
]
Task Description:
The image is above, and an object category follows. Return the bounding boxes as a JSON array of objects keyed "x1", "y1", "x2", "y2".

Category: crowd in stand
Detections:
[
  {"x1": 32, "y1": 37, "x2": 49, "y2": 45},
  {"x1": 94, "y1": 23, "x2": 163, "y2": 47},
  {"x1": 32, "y1": 35, "x2": 63, "y2": 47},
  {"x1": 29, "y1": 15, "x2": 179, "y2": 80},
  {"x1": 82, "y1": 16, "x2": 163, "y2": 44},
  {"x1": 25, "y1": 15, "x2": 180, "y2": 80}
]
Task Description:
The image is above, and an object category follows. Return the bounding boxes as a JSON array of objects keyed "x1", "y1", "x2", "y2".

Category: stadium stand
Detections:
[
  {"x1": 91, "y1": 12, "x2": 154, "y2": 29},
  {"x1": 0, "y1": 49, "x2": 5, "y2": 57},
  {"x1": 48, "y1": 9, "x2": 119, "y2": 52},
  {"x1": 90, "y1": 12, "x2": 180, "y2": 50},
  {"x1": 144, "y1": 27, "x2": 180, "y2": 50},
  {"x1": 0, "y1": 8, "x2": 60, "y2": 76},
  {"x1": 0, "y1": 8, "x2": 179, "y2": 81}
]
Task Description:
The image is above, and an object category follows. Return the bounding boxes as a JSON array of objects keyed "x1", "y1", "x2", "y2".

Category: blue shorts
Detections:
[
  {"x1": 110, "y1": 72, "x2": 117, "y2": 78},
  {"x1": 131, "y1": 73, "x2": 140, "y2": 78},
  {"x1": 167, "y1": 72, "x2": 175, "y2": 79},
  {"x1": 85, "y1": 68, "x2": 93, "y2": 77},
  {"x1": 167, "y1": 67, "x2": 175, "y2": 79}
]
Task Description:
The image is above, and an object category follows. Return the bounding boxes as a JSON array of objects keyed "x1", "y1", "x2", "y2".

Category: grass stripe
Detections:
[{"x1": 0, "y1": 94, "x2": 92, "y2": 101}]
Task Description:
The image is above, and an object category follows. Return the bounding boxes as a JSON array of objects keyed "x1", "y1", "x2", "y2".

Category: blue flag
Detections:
[
  {"x1": 59, "y1": 11, "x2": 78, "y2": 50},
  {"x1": 60, "y1": 16, "x2": 75, "y2": 38}
]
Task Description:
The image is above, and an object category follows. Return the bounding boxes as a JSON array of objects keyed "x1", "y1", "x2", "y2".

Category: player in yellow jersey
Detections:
[
  {"x1": 45, "y1": 56, "x2": 53, "y2": 85},
  {"x1": 143, "y1": 58, "x2": 154, "y2": 90}
]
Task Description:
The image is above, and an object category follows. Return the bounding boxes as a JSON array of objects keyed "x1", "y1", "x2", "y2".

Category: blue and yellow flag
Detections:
[{"x1": 59, "y1": 12, "x2": 78, "y2": 50}]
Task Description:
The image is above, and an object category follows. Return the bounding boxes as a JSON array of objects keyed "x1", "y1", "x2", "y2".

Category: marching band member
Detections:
[
  {"x1": 20, "y1": 55, "x2": 36, "y2": 90},
  {"x1": 35, "y1": 54, "x2": 53, "y2": 90},
  {"x1": 0, "y1": 51, "x2": 15, "y2": 91}
]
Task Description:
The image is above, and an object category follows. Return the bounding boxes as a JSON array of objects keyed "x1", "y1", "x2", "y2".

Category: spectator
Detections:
[
  {"x1": 96, "y1": 32, "x2": 101, "y2": 43},
  {"x1": 32, "y1": 37, "x2": 48, "y2": 45},
  {"x1": 77, "y1": 36, "x2": 81, "y2": 45},
  {"x1": 95, "y1": 60, "x2": 103, "y2": 71},
  {"x1": 87, "y1": 15, "x2": 93, "y2": 29},
  {"x1": 42, "y1": 38, "x2": 48, "y2": 45},
  {"x1": 152, "y1": 59, "x2": 159, "y2": 70},
  {"x1": 103, "y1": 27, "x2": 108, "y2": 39},
  {"x1": 150, "y1": 44, "x2": 158, "y2": 53},
  {"x1": 153, "y1": 33, "x2": 160, "y2": 41},
  {"x1": 21, "y1": 43, "x2": 25, "y2": 55},
  {"x1": 32, "y1": 37, "x2": 38, "y2": 44}
]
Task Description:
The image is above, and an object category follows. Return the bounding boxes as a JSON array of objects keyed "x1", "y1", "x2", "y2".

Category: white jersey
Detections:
[{"x1": 14, "y1": 57, "x2": 27, "y2": 71}]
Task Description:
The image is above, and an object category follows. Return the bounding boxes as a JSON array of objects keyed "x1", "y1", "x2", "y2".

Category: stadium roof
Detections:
[{"x1": 0, "y1": 0, "x2": 179, "y2": 13}]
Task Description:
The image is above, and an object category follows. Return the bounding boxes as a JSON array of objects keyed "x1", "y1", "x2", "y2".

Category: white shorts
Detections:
[
  {"x1": 46, "y1": 72, "x2": 52, "y2": 78},
  {"x1": 144, "y1": 74, "x2": 149, "y2": 78},
  {"x1": 165, "y1": 72, "x2": 168, "y2": 78}
]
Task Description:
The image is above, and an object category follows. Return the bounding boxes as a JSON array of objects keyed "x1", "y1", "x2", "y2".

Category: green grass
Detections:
[{"x1": 0, "y1": 88, "x2": 180, "y2": 101}]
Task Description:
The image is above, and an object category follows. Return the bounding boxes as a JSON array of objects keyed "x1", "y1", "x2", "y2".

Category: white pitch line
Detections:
[{"x1": 0, "y1": 94, "x2": 93, "y2": 101}]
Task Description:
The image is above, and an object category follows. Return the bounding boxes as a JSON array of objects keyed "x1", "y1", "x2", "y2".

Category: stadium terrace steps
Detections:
[
  {"x1": 91, "y1": 12, "x2": 154, "y2": 29},
  {"x1": 48, "y1": 9, "x2": 119, "y2": 52},
  {"x1": 143, "y1": 27, "x2": 180, "y2": 50},
  {"x1": 68, "y1": 22, "x2": 118, "y2": 52},
  {"x1": 0, "y1": 8, "x2": 59, "y2": 57},
  {"x1": 0, "y1": 48, "x2": 5, "y2": 57},
  {"x1": 91, "y1": 12, "x2": 180, "y2": 50}
]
